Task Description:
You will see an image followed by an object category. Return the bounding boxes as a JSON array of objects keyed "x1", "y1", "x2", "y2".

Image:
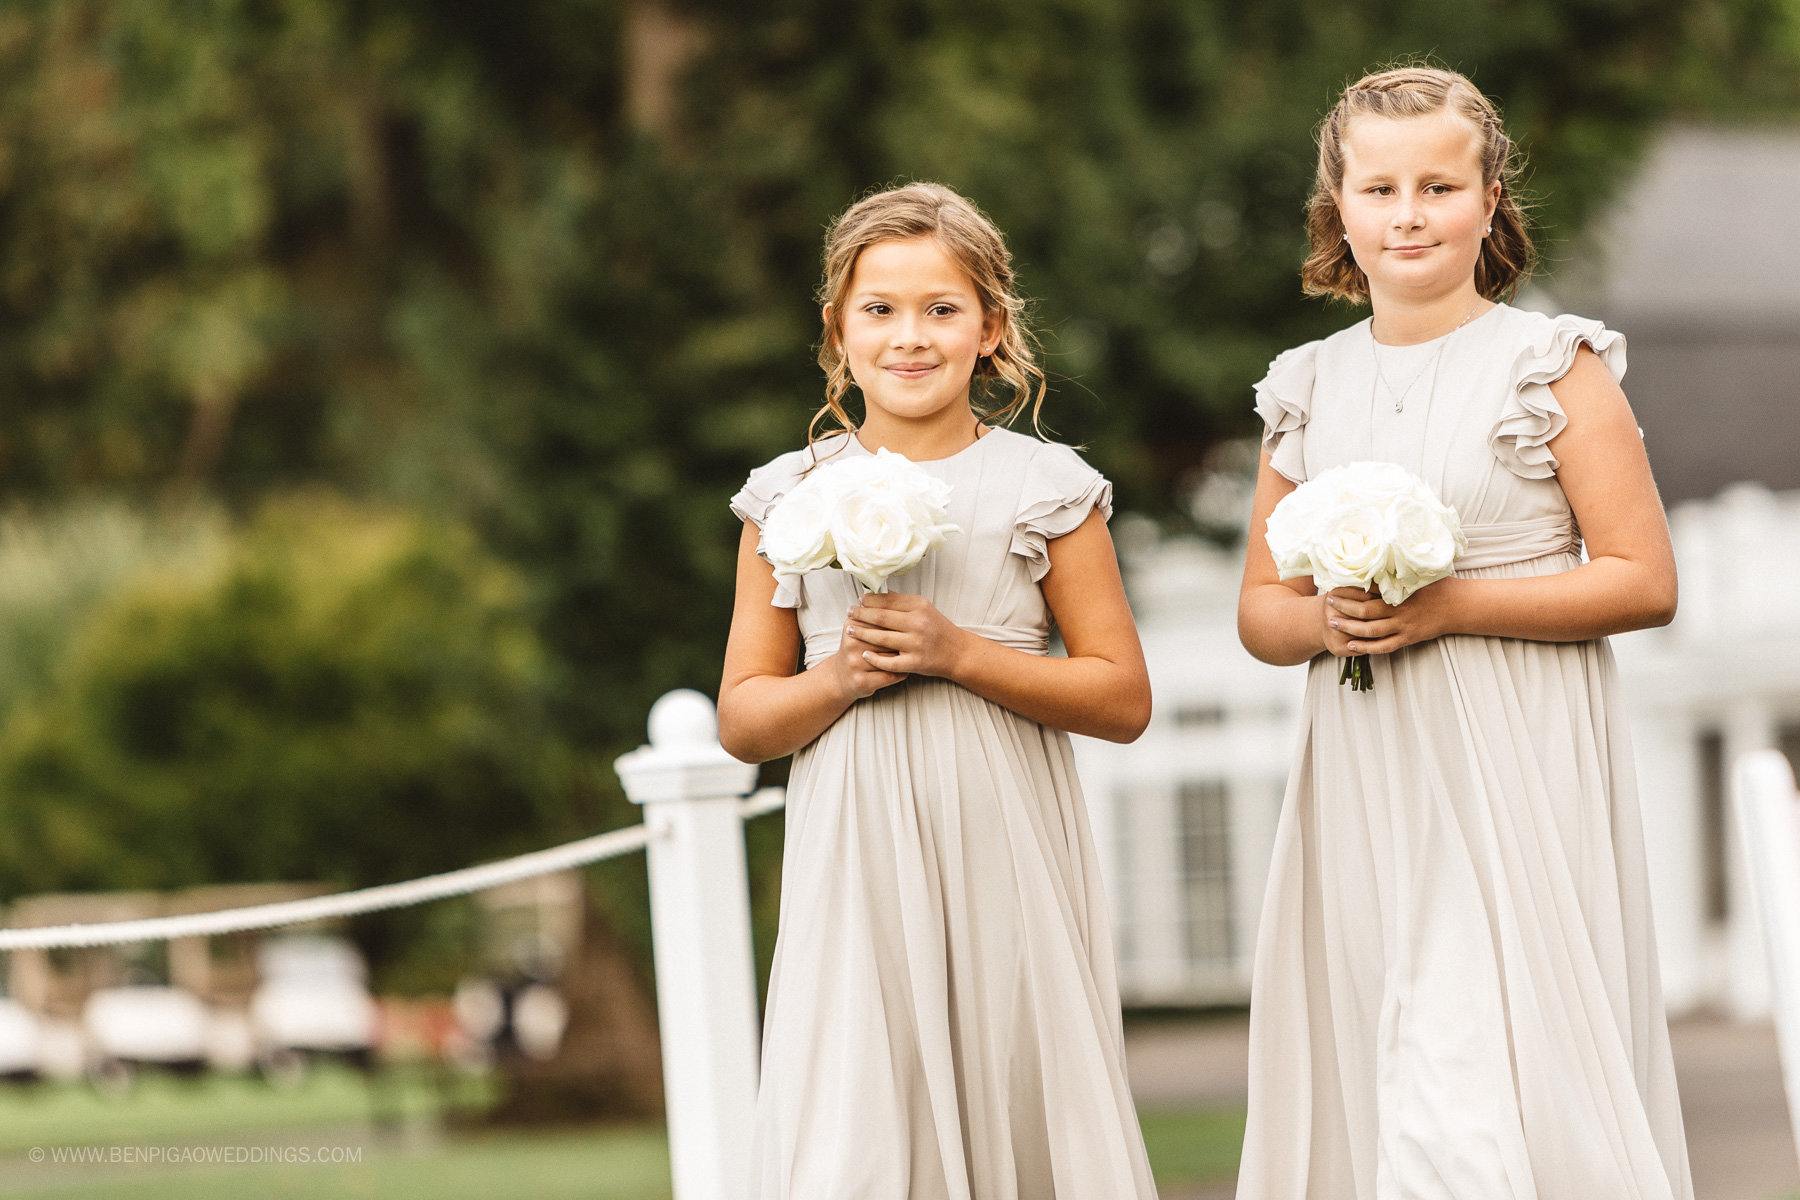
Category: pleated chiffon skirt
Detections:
[{"x1": 751, "y1": 679, "x2": 1157, "y2": 1198}]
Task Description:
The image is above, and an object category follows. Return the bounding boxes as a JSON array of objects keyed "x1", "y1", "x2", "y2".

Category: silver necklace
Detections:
[{"x1": 1371, "y1": 301, "x2": 1485, "y2": 413}]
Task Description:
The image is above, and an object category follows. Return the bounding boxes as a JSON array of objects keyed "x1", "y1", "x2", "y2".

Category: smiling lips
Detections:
[
  {"x1": 1387, "y1": 242, "x2": 1439, "y2": 256},
  {"x1": 884, "y1": 362, "x2": 940, "y2": 380}
]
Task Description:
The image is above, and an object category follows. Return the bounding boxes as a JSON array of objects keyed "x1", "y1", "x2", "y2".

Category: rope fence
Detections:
[{"x1": 0, "y1": 788, "x2": 785, "y2": 952}]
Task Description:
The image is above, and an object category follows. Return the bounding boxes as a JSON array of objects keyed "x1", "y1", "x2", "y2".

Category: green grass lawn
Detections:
[
  {"x1": 0, "y1": 1072, "x2": 1243, "y2": 1198},
  {"x1": 4, "y1": 1127, "x2": 674, "y2": 1200},
  {"x1": 1139, "y1": 1105, "x2": 1246, "y2": 1189},
  {"x1": 0, "y1": 1064, "x2": 482, "y2": 1156}
]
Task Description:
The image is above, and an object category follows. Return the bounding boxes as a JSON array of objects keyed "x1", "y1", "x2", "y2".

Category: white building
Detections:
[
  {"x1": 1072, "y1": 530, "x2": 1302, "y2": 1007},
  {"x1": 1075, "y1": 126, "x2": 1800, "y2": 1015}
]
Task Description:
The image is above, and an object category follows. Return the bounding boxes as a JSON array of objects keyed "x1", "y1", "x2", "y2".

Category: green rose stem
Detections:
[{"x1": 1338, "y1": 653, "x2": 1373, "y2": 692}]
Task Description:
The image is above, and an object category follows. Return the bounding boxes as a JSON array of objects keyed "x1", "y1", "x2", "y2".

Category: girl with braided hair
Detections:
[{"x1": 1237, "y1": 66, "x2": 1692, "y2": 1198}]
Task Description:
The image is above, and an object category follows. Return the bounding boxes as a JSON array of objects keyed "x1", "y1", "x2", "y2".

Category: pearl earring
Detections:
[
  {"x1": 1342, "y1": 233, "x2": 1349, "y2": 241},
  {"x1": 1485, "y1": 225, "x2": 1492, "y2": 234}
]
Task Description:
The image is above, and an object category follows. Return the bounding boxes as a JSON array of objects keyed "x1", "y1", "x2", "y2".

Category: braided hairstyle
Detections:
[{"x1": 1301, "y1": 66, "x2": 1534, "y2": 303}]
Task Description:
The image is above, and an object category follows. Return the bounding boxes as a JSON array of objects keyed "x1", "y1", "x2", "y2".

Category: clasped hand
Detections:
[
  {"x1": 1320, "y1": 581, "x2": 1454, "y2": 658},
  {"x1": 831, "y1": 593, "x2": 969, "y2": 701}
]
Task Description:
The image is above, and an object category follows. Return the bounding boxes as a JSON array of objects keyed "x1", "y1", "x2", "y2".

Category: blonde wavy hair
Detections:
[
  {"x1": 1302, "y1": 65, "x2": 1535, "y2": 303},
  {"x1": 811, "y1": 182, "x2": 1046, "y2": 448}
]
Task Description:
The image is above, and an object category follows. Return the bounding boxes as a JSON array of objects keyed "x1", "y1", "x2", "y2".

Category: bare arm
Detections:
[
  {"x1": 717, "y1": 521, "x2": 908, "y2": 763},
  {"x1": 1238, "y1": 346, "x2": 1678, "y2": 664},
  {"x1": 1236, "y1": 456, "x2": 1321, "y2": 667}
]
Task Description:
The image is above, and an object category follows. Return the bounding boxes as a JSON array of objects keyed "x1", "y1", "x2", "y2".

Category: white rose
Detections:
[
  {"x1": 825, "y1": 448, "x2": 958, "y2": 556},
  {"x1": 900, "y1": 486, "x2": 956, "y2": 553},
  {"x1": 1309, "y1": 501, "x2": 1392, "y2": 592},
  {"x1": 903, "y1": 468, "x2": 955, "y2": 518},
  {"x1": 1264, "y1": 476, "x2": 1337, "y2": 581},
  {"x1": 1378, "y1": 491, "x2": 1466, "y2": 604},
  {"x1": 821, "y1": 449, "x2": 913, "y2": 495},
  {"x1": 1325, "y1": 461, "x2": 1411, "y2": 511},
  {"x1": 814, "y1": 457, "x2": 877, "y2": 495},
  {"x1": 830, "y1": 485, "x2": 934, "y2": 591},
  {"x1": 762, "y1": 479, "x2": 837, "y2": 578},
  {"x1": 831, "y1": 451, "x2": 955, "y2": 517}
]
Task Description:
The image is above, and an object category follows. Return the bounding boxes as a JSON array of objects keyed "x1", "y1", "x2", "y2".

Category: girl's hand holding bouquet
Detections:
[
  {"x1": 830, "y1": 618, "x2": 909, "y2": 700},
  {"x1": 827, "y1": 591, "x2": 971, "y2": 702},
  {"x1": 1263, "y1": 461, "x2": 1467, "y2": 691},
  {"x1": 762, "y1": 445, "x2": 967, "y2": 701},
  {"x1": 1319, "y1": 585, "x2": 1454, "y2": 670},
  {"x1": 845, "y1": 592, "x2": 969, "y2": 682}
]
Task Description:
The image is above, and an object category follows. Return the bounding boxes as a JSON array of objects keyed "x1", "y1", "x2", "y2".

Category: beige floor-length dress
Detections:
[
  {"x1": 1237, "y1": 304, "x2": 1694, "y2": 1199},
  {"x1": 732, "y1": 427, "x2": 1159, "y2": 1200}
]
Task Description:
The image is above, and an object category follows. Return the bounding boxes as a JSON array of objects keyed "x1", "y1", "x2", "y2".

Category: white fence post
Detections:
[
  {"x1": 615, "y1": 689, "x2": 763, "y2": 1200},
  {"x1": 1733, "y1": 748, "x2": 1800, "y2": 1159}
]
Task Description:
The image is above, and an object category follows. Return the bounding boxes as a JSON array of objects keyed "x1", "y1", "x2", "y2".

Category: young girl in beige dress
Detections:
[
  {"x1": 718, "y1": 183, "x2": 1159, "y2": 1199},
  {"x1": 1237, "y1": 67, "x2": 1694, "y2": 1199}
]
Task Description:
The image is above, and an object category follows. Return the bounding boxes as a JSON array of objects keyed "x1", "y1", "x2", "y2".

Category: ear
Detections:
[
  {"x1": 1484, "y1": 180, "x2": 1502, "y2": 230},
  {"x1": 981, "y1": 308, "x2": 1003, "y2": 356},
  {"x1": 821, "y1": 303, "x2": 838, "y2": 350}
]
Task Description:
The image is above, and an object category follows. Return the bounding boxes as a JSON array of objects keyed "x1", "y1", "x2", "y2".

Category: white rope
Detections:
[{"x1": 0, "y1": 788, "x2": 786, "y2": 951}]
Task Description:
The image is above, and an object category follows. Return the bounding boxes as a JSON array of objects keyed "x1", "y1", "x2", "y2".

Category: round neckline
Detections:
[
  {"x1": 850, "y1": 424, "x2": 1003, "y2": 464},
  {"x1": 1368, "y1": 301, "x2": 1506, "y2": 349}
]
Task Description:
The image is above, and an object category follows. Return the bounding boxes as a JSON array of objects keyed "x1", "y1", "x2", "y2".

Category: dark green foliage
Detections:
[{"x1": 0, "y1": 495, "x2": 581, "y2": 904}]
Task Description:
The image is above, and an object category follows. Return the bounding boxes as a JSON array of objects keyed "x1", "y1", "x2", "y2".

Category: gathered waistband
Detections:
[
  {"x1": 1456, "y1": 514, "x2": 1581, "y2": 572},
  {"x1": 804, "y1": 622, "x2": 1051, "y2": 670}
]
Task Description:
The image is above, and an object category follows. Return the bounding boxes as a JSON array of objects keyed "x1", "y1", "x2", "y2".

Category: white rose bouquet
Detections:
[
  {"x1": 762, "y1": 448, "x2": 961, "y2": 593},
  {"x1": 1264, "y1": 461, "x2": 1467, "y2": 692}
]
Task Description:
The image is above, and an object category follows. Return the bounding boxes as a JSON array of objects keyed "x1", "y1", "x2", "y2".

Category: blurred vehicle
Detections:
[
  {"x1": 249, "y1": 935, "x2": 377, "y2": 1085},
  {"x1": 0, "y1": 997, "x2": 43, "y2": 1080},
  {"x1": 82, "y1": 985, "x2": 210, "y2": 1092}
]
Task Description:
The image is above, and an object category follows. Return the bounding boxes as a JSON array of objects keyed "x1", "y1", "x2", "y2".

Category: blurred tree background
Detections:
[{"x1": 0, "y1": 0, "x2": 1794, "y2": 1113}]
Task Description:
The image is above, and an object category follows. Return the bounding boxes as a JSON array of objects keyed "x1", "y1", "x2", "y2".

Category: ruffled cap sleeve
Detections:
[
  {"x1": 1253, "y1": 341, "x2": 1320, "y2": 484},
  {"x1": 1489, "y1": 313, "x2": 1627, "y2": 479},
  {"x1": 730, "y1": 443, "x2": 835, "y2": 608},
  {"x1": 1011, "y1": 442, "x2": 1113, "y2": 582}
]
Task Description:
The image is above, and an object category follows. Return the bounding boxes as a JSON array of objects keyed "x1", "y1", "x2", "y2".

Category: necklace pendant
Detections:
[{"x1": 1393, "y1": 399, "x2": 1404, "y2": 413}]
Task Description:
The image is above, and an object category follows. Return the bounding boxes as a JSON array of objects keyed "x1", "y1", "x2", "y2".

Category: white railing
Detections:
[
  {"x1": 0, "y1": 687, "x2": 776, "y2": 1200},
  {"x1": 1734, "y1": 748, "x2": 1800, "y2": 1158}
]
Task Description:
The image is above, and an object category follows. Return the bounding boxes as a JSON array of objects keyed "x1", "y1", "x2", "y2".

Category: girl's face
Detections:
[
  {"x1": 1337, "y1": 109, "x2": 1501, "y2": 303},
  {"x1": 832, "y1": 236, "x2": 1000, "y2": 426}
]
